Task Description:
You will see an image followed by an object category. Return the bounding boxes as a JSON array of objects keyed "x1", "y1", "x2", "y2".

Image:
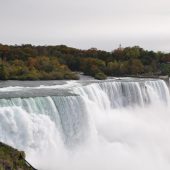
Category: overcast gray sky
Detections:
[{"x1": 0, "y1": 0, "x2": 170, "y2": 52}]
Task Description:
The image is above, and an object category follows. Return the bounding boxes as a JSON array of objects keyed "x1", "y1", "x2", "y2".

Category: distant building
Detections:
[
  {"x1": 111, "y1": 44, "x2": 124, "y2": 53},
  {"x1": 117, "y1": 44, "x2": 124, "y2": 51}
]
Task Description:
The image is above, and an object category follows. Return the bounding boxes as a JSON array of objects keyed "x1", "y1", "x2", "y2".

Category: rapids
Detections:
[{"x1": 0, "y1": 78, "x2": 170, "y2": 170}]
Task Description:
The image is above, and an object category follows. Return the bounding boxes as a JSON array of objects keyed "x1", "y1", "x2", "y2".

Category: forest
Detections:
[{"x1": 0, "y1": 44, "x2": 170, "y2": 80}]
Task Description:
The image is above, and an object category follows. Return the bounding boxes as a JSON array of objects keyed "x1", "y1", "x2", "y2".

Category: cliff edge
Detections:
[{"x1": 0, "y1": 142, "x2": 37, "y2": 170}]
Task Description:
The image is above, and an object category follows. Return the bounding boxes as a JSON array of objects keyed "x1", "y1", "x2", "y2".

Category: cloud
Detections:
[{"x1": 0, "y1": 0, "x2": 170, "y2": 52}]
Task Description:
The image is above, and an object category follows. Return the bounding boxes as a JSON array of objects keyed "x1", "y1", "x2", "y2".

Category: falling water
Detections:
[{"x1": 0, "y1": 79, "x2": 170, "y2": 170}]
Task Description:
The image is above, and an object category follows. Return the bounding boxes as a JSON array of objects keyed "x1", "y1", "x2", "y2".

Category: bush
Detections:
[
  {"x1": 64, "y1": 72, "x2": 79, "y2": 80},
  {"x1": 94, "y1": 72, "x2": 107, "y2": 80}
]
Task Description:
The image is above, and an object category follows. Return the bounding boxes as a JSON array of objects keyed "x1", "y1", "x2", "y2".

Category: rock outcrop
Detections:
[{"x1": 0, "y1": 142, "x2": 37, "y2": 170}]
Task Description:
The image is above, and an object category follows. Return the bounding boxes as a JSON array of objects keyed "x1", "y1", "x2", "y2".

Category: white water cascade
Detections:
[{"x1": 0, "y1": 79, "x2": 170, "y2": 170}]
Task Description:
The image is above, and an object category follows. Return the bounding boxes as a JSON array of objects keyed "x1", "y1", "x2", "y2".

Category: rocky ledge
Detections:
[{"x1": 0, "y1": 142, "x2": 37, "y2": 170}]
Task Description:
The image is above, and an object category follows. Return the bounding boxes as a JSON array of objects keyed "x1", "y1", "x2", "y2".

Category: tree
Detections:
[
  {"x1": 129, "y1": 59, "x2": 144, "y2": 75},
  {"x1": 106, "y1": 61, "x2": 119, "y2": 75},
  {"x1": 0, "y1": 63, "x2": 8, "y2": 80},
  {"x1": 123, "y1": 46, "x2": 142, "y2": 59},
  {"x1": 119, "y1": 61, "x2": 129, "y2": 75},
  {"x1": 160, "y1": 64, "x2": 170, "y2": 75}
]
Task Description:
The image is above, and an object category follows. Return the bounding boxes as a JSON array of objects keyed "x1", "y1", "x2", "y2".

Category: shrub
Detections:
[{"x1": 94, "y1": 72, "x2": 107, "y2": 80}]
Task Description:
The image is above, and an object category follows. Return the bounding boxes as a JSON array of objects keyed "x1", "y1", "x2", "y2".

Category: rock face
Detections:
[{"x1": 0, "y1": 142, "x2": 37, "y2": 170}]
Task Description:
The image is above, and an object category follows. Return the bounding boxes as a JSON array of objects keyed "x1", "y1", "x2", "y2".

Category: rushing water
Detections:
[{"x1": 0, "y1": 78, "x2": 170, "y2": 170}]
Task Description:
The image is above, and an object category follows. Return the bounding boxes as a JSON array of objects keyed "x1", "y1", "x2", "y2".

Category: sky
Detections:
[{"x1": 0, "y1": 0, "x2": 170, "y2": 52}]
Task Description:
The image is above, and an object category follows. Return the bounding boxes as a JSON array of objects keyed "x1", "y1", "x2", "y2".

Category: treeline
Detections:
[{"x1": 0, "y1": 44, "x2": 170, "y2": 80}]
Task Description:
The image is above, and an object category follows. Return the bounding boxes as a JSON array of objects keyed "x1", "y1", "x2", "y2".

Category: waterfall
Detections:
[
  {"x1": 0, "y1": 79, "x2": 170, "y2": 170},
  {"x1": 74, "y1": 79, "x2": 169, "y2": 108},
  {"x1": 0, "y1": 95, "x2": 88, "y2": 147}
]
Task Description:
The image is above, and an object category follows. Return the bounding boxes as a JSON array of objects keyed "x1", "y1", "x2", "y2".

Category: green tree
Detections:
[
  {"x1": 129, "y1": 59, "x2": 144, "y2": 75},
  {"x1": 0, "y1": 63, "x2": 8, "y2": 80},
  {"x1": 123, "y1": 46, "x2": 141, "y2": 59},
  {"x1": 106, "y1": 61, "x2": 119, "y2": 75}
]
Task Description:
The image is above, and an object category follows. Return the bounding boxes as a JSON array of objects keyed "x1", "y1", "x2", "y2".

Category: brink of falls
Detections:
[{"x1": 0, "y1": 78, "x2": 170, "y2": 170}]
